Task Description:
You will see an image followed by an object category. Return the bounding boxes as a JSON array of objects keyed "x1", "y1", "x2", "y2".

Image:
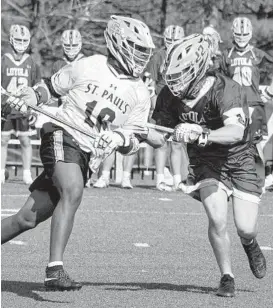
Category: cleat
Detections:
[
  {"x1": 121, "y1": 177, "x2": 133, "y2": 189},
  {"x1": 23, "y1": 170, "x2": 33, "y2": 185},
  {"x1": 242, "y1": 238, "x2": 266, "y2": 279},
  {"x1": 93, "y1": 176, "x2": 109, "y2": 188},
  {"x1": 156, "y1": 182, "x2": 173, "y2": 192},
  {"x1": 216, "y1": 274, "x2": 235, "y2": 297},
  {"x1": 44, "y1": 265, "x2": 82, "y2": 291}
]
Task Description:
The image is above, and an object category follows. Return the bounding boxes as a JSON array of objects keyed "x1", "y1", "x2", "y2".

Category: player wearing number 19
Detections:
[
  {"x1": 1, "y1": 15, "x2": 155, "y2": 291},
  {"x1": 1, "y1": 24, "x2": 41, "y2": 184}
]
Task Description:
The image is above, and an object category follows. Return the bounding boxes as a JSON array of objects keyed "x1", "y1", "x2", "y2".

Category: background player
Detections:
[
  {"x1": 148, "y1": 25, "x2": 188, "y2": 191},
  {"x1": 1, "y1": 15, "x2": 156, "y2": 291},
  {"x1": 51, "y1": 29, "x2": 85, "y2": 107},
  {"x1": 220, "y1": 17, "x2": 273, "y2": 182},
  {"x1": 1, "y1": 24, "x2": 41, "y2": 184},
  {"x1": 154, "y1": 34, "x2": 266, "y2": 297},
  {"x1": 52, "y1": 29, "x2": 84, "y2": 75}
]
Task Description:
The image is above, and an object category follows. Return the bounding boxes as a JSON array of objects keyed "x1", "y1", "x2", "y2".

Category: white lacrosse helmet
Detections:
[
  {"x1": 162, "y1": 34, "x2": 211, "y2": 97},
  {"x1": 203, "y1": 26, "x2": 222, "y2": 56},
  {"x1": 10, "y1": 25, "x2": 30, "y2": 53},
  {"x1": 164, "y1": 25, "x2": 185, "y2": 48},
  {"x1": 104, "y1": 15, "x2": 155, "y2": 77},
  {"x1": 62, "y1": 29, "x2": 82, "y2": 60},
  {"x1": 232, "y1": 17, "x2": 252, "y2": 49}
]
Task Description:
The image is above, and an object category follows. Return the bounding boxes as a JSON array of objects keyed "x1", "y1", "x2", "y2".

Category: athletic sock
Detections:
[
  {"x1": 122, "y1": 171, "x2": 131, "y2": 180},
  {"x1": 23, "y1": 169, "x2": 31, "y2": 175},
  {"x1": 101, "y1": 170, "x2": 110, "y2": 179},
  {"x1": 223, "y1": 272, "x2": 234, "y2": 278},
  {"x1": 156, "y1": 173, "x2": 164, "y2": 185},
  {"x1": 48, "y1": 261, "x2": 63, "y2": 268},
  {"x1": 173, "y1": 174, "x2": 181, "y2": 186}
]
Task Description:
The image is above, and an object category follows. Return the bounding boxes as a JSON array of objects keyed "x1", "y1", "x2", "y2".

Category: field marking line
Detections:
[{"x1": 9, "y1": 240, "x2": 27, "y2": 245}]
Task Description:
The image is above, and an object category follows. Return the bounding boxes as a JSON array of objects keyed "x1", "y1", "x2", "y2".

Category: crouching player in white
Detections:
[
  {"x1": 1, "y1": 15, "x2": 155, "y2": 291},
  {"x1": 154, "y1": 34, "x2": 266, "y2": 297}
]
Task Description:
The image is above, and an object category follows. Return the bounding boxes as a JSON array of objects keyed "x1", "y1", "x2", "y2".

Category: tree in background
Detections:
[{"x1": 1, "y1": 0, "x2": 272, "y2": 82}]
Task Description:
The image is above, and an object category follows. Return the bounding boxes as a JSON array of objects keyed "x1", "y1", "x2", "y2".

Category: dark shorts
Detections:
[
  {"x1": 1, "y1": 117, "x2": 36, "y2": 137},
  {"x1": 185, "y1": 144, "x2": 263, "y2": 203},
  {"x1": 29, "y1": 123, "x2": 90, "y2": 195}
]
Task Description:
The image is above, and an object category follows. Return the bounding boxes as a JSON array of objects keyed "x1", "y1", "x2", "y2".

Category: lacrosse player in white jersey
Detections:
[{"x1": 1, "y1": 15, "x2": 156, "y2": 291}]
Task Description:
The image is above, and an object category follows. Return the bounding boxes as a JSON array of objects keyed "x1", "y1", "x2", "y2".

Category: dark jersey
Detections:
[
  {"x1": 51, "y1": 53, "x2": 85, "y2": 75},
  {"x1": 152, "y1": 73, "x2": 250, "y2": 159},
  {"x1": 1, "y1": 52, "x2": 41, "y2": 119},
  {"x1": 220, "y1": 46, "x2": 273, "y2": 104},
  {"x1": 145, "y1": 48, "x2": 166, "y2": 95}
]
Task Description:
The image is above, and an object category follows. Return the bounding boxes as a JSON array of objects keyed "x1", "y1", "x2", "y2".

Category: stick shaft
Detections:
[{"x1": 1, "y1": 87, "x2": 97, "y2": 139}]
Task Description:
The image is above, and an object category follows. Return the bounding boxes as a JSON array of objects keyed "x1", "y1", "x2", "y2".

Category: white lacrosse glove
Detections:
[
  {"x1": 93, "y1": 131, "x2": 125, "y2": 157},
  {"x1": 173, "y1": 123, "x2": 210, "y2": 146},
  {"x1": 5, "y1": 96, "x2": 28, "y2": 114}
]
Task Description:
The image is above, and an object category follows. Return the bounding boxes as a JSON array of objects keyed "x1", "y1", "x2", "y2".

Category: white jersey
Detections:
[{"x1": 50, "y1": 55, "x2": 151, "y2": 152}]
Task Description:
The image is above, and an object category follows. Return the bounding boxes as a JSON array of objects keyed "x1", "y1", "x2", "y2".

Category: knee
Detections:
[
  {"x1": 15, "y1": 212, "x2": 38, "y2": 230},
  {"x1": 208, "y1": 216, "x2": 227, "y2": 236},
  {"x1": 60, "y1": 183, "x2": 83, "y2": 206},
  {"x1": 237, "y1": 227, "x2": 257, "y2": 240}
]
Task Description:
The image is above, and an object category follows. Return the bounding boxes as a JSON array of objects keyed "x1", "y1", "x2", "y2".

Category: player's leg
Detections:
[
  {"x1": 143, "y1": 144, "x2": 154, "y2": 176},
  {"x1": 1, "y1": 189, "x2": 57, "y2": 244},
  {"x1": 93, "y1": 152, "x2": 115, "y2": 188},
  {"x1": 199, "y1": 185, "x2": 235, "y2": 297},
  {"x1": 231, "y1": 159, "x2": 266, "y2": 279},
  {"x1": 1, "y1": 120, "x2": 13, "y2": 183},
  {"x1": 44, "y1": 161, "x2": 84, "y2": 291},
  {"x1": 17, "y1": 117, "x2": 36, "y2": 185},
  {"x1": 170, "y1": 141, "x2": 182, "y2": 189},
  {"x1": 155, "y1": 142, "x2": 172, "y2": 191},
  {"x1": 180, "y1": 142, "x2": 189, "y2": 182},
  {"x1": 18, "y1": 135, "x2": 33, "y2": 184},
  {"x1": 121, "y1": 154, "x2": 136, "y2": 189}
]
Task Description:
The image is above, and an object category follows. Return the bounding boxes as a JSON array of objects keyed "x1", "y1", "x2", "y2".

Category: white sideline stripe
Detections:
[
  {"x1": 1, "y1": 209, "x2": 19, "y2": 212},
  {"x1": 2, "y1": 194, "x2": 29, "y2": 197},
  {"x1": 261, "y1": 246, "x2": 273, "y2": 251},
  {"x1": 158, "y1": 198, "x2": 172, "y2": 201},
  {"x1": 1, "y1": 206, "x2": 273, "y2": 217},
  {"x1": 1, "y1": 213, "x2": 13, "y2": 217},
  {"x1": 134, "y1": 243, "x2": 150, "y2": 248},
  {"x1": 9, "y1": 240, "x2": 27, "y2": 245}
]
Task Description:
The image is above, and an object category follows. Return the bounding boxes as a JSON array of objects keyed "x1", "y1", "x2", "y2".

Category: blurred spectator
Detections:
[
  {"x1": 147, "y1": 25, "x2": 188, "y2": 191},
  {"x1": 1, "y1": 25, "x2": 41, "y2": 184}
]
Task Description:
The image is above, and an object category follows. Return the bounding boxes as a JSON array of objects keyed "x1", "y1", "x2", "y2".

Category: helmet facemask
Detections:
[
  {"x1": 10, "y1": 25, "x2": 30, "y2": 54},
  {"x1": 163, "y1": 34, "x2": 211, "y2": 99},
  {"x1": 232, "y1": 17, "x2": 252, "y2": 51},
  {"x1": 164, "y1": 25, "x2": 185, "y2": 49},
  {"x1": 105, "y1": 16, "x2": 155, "y2": 78},
  {"x1": 62, "y1": 30, "x2": 82, "y2": 61}
]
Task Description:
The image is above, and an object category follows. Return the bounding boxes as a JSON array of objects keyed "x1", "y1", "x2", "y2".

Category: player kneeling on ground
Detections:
[
  {"x1": 154, "y1": 34, "x2": 266, "y2": 297},
  {"x1": 1, "y1": 15, "x2": 156, "y2": 291}
]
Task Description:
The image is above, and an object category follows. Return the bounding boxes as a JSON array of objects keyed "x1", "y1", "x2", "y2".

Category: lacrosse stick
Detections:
[
  {"x1": 1, "y1": 87, "x2": 98, "y2": 140},
  {"x1": 146, "y1": 123, "x2": 174, "y2": 134}
]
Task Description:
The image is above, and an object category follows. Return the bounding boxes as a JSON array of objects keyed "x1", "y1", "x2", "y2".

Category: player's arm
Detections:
[
  {"x1": 173, "y1": 81, "x2": 246, "y2": 146},
  {"x1": 208, "y1": 81, "x2": 246, "y2": 145}
]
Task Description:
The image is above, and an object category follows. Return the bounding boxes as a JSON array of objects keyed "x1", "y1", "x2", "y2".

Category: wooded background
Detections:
[{"x1": 1, "y1": 0, "x2": 273, "y2": 82}]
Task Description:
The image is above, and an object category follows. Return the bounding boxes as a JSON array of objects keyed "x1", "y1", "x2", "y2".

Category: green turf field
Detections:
[{"x1": 1, "y1": 175, "x2": 273, "y2": 308}]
